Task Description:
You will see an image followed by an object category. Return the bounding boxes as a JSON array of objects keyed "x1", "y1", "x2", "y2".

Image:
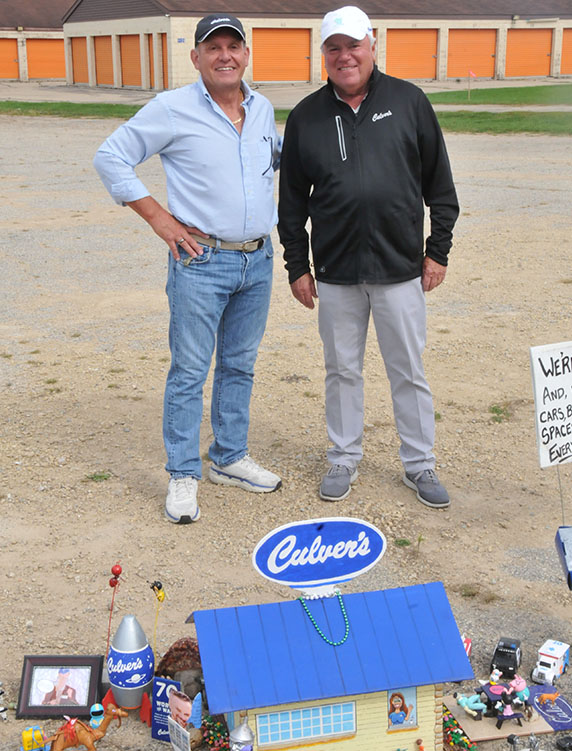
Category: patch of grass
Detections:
[
  {"x1": 303, "y1": 391, "x2": 319, "y2": 398},
  {"x1": 275, "y1": 109, "x2": 291, "y2": 123},
  {"x1": 435, "y1": 411, "x2": 442, "y2": 421},
  {"x1": 1, "y1": 353, "x2": 13, "y2": 359},
  {"x1": 490, "y1": 403, "x2": 511, "y2": 423},
  {"x1": 159, "y1": 356, "x2": 169, "y2": 363},
  {"x1": 46, "y1": 386, "x2": 62, "y2": 394},
  {"x1": 2, "y1": 96, "x2": 569, "y2": 134},
  {"x1": 45, "y1": 378, "x2": 58, "y2": 384},
  {"x1": 482, "y1": 591, "x2": 501, "y2": 604},
  {"x1": 85, "y1": 471, "x2": 111, "y2": 482},
  {"x1": 428, "y1": 84, "x2": 572, "y2": 106},
  {"x1": 437, "y1": 110, "x2": 572, "y2": 135},
  {"x1": 108, "y1": 367, "x2": 126, "y2": 374},
  {"x1": 0, "y1": 100, "x2": 143, "y2": 119},
  {"x1": 560, "y1": 278, "x2": 572, "y2": 284},
  {"x1": 394, "y1": 538, "x2": 412, "y2": 547},
  {"x1": 107, "y1": 383, "x2": 120, "y2": 389},
  {"x1": 29, "y1": 349, "x2": 40, "y2": 354},
  {"x1": 460, "y1": 583, "x2": 480, "y2": 598}
]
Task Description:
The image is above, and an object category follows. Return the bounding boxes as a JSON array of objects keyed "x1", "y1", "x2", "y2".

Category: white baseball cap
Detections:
[{"x1": 321, "y1": 6, "x2": 374, "y2": 45}]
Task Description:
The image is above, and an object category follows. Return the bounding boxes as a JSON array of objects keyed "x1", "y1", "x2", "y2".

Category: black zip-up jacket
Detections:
[{"x1": 278, "y1": 68, "x2": 460, "y2": 285}]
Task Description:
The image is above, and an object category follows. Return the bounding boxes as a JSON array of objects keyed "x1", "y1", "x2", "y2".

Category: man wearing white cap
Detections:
[
  {"x1": 278, "y1": 6, "x2": 459, "y2": 508},
  {"x1": 95, "y1": 14, "x2": 281, "y2": 524}
]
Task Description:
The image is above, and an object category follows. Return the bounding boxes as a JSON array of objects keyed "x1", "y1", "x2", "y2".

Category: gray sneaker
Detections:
[
  {"x1": 319, "y1": 464, "x2": 358, "y2": 501},
  {"x1": 402, "y1": 469, "x2": 450, "y2": 508}
]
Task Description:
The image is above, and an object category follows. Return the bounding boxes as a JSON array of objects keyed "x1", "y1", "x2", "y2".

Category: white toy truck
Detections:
[{"x1": 531, "y1": 639, "x2": 570, "y2": 685}]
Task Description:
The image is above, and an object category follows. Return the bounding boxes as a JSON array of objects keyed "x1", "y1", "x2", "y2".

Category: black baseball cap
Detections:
[{"x1": 195, "y1": 14, "x2": 246, "y2": 45}]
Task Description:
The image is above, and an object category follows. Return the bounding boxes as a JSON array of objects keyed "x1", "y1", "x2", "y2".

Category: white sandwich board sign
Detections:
[{"x1": 530, "y1": 340, "x2": 572, "y2": 468}]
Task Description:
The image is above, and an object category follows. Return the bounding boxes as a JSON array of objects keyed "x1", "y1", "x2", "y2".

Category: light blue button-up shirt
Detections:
[{"x1": 94, "y1": 78, "x2": 280, "y2": 242}]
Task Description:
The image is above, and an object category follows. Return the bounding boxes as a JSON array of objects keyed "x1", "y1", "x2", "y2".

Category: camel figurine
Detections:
[{"x1": 44, "y1": 703, "x2": 128, "y2": 751}]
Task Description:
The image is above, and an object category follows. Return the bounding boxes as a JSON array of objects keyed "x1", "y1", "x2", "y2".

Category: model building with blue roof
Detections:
[{"x1": 193, "y1": 581, "x2": 473, "y2": 751}]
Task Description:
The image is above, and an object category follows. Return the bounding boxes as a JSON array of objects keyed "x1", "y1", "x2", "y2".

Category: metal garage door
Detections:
[
  {"x1": 0, "y1": 39, "x2": 19, "y2": 79},
  {"x1": 147, "y1": 34, "x2": 154, "y2": 89},
  {"x1": 252, "y1": 28, "x2": 310, "y2": 82},
  {"x1": 120, "y1": 34, "x2": 141, "y2": 87},
  {"x1": 506, "y1": 29, "x2": 552, "y2": 77},
  {"x1": 161, "y1": 33, "x2": 168, "y2": 89},
  {"x1": 447, "y1": 29, "x2": 496, "y2": 78},
  {"x1": 71, "y1": 37, "x2": 88, "y2": 84},
  {"x1": 387, "y1": 29, "x2": 438, "y2": 79},
  {"x1": 95, "y1": 36, "x2": 113, "y2": 86},
  {"x1": 561, "y1": 28, "x2": 572, "y2": 75},
  {"x1": 26, "y1": 39, "x2": 65, "y2": 79}
]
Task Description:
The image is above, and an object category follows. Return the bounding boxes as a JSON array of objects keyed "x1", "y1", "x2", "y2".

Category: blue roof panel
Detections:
[{"x1": 193, "y1": 583, "x2": 473, "y2": 715}]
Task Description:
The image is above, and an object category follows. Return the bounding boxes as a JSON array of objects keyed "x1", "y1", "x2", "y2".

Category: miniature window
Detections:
[
  {"x1": 256, "y1": 702, "x2": 356, "y2": 746},
  {"x1": 387, "y1": 687, "x2": 418, "y2": 731}
]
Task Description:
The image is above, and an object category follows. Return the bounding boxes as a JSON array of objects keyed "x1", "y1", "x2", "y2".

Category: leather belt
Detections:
[{"x1": 190, "y1": 234, "x2": 266, "y2": 252}]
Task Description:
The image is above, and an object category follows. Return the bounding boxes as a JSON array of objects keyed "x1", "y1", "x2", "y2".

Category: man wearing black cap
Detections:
[
  {"x1": 94, "y1": 14, "x2": 281, "y2": 524},
  {"x1": 279, "y1": 6, "x2": 459, "y2": 509}
]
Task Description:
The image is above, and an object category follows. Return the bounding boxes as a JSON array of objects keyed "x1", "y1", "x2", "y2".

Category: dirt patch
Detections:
[{"x1": 1, "y1": 116, "x2": 572, "y2": 749}]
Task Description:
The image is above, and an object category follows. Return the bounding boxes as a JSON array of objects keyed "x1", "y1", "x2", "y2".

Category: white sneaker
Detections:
[
  {"x1": 165, "y1": 477, "x2": 201, "y2": 524},
  {"x1": 209, "y1": 455, "x2": 281, "y2": 493}
]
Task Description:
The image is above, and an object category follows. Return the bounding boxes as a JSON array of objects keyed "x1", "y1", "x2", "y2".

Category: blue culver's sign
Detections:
[{"x1": 253, "y1": 518, "x2": 386, "y2": 592}]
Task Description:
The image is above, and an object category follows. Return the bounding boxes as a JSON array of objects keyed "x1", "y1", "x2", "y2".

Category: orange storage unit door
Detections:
[
  {"x1": 71, "y1": 37, "x2": 88, "y2": 83},
  {"x1": 26, "y1": 39, "x2": 65, "y2": 79},
  {"x1": 560, "y1": 28, "x2": 572, "y2": 74},
  {"x1": 147, "y1": 34, "x2": 155, "y2": 88},
  {"x1": 120, "y1": 34, "x2": 141, "y2": 87},
  {"x1": 387, "y1": 29, "x2": 438, "y2": 79},
  {"x1": 506, "y1": 28, "x2": 552, "y2": 76},
  {"x1": 161, "y1": 33, "x2": 168, "y2": 89},
  {"x1": 95, "y1": 36, "x2": 113, "y2": 85},
  {"x1": 0, "y1": 39, "x2": 19, "y2": 78},
  {"x1": 447, "y1": 29, "x2": 496, "y2": 78},
  {"x1": 252, "y1": 28, "x2": 310, "y2": 82},
  {"x1": 321, "y1": 29, "x2": 377, "y2": 80}
]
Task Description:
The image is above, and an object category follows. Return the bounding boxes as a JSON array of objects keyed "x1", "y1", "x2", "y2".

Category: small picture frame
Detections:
[{"x1": 16, "y1": 655, "x2": 103, "y2": 719}]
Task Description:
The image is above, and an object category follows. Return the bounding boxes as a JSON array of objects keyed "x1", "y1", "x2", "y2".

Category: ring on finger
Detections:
[{"x1": 178, "y1": 237, "x2": 185, "y2": 244}]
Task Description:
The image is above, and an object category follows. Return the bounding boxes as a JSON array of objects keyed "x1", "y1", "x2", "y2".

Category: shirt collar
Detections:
[{"x1": 198, "y1": 76, "x2": 254, "y2": 107}]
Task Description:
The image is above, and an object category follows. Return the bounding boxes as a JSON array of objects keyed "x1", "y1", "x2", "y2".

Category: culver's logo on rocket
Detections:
[
  {"x1": 252, "y1": 518, "x2": 386, "y2": 591},
  {"x1": 108, "y1": 614, "x2": 154, "y2": 709}
]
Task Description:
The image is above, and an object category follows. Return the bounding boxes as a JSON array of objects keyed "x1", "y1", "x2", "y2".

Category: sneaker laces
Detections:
[
  {"x1": 173, "y1": 477, "x2": 196, "y2": 501},
  {"x1": 414, "y1": 469, "x2": 438, "y2": 483},
  {"x1": 327, "y1": 464, "x2": 352, "y2": 477}
]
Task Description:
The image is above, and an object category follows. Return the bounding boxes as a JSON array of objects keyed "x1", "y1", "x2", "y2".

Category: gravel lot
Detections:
[{"x1": 1, "y1": 114, "x2": 572, "y2": 750}]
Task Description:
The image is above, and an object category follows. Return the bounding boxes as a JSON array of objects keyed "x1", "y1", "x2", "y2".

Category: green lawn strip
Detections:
[
  {"x1": 428, "y1": 83, "x2": 572, "y2": 106},
  {"x1": 1, "y1": 100, "x2": 570, "y2": 134},
  {"x1": 436, "y1": 110, "x2": 572, "y2": 135},
  {"x1": 0, "y1": 100, "x2": 142, "y2": 118}
]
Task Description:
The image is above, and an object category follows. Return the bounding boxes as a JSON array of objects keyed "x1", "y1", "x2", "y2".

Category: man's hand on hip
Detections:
[
  {"x1": 126, "y1": 196, "x2": 208, "y2": 260},
  {"x1": 422, "y1": 256, "x2": 447, "y2": 292},
  {"x1": 291, "y1": 273, "x2": 318, "y2": 309}
]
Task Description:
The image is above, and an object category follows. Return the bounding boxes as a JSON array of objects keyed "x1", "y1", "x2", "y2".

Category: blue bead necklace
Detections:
[{"x1": 298, "y1": 591, "x2": 350, "y2": 646}]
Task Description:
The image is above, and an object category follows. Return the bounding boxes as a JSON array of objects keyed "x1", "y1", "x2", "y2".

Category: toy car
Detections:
[
  {"x1": 490, "y1": 637, "x2": 522, "y2": 680},
  {"x1": 531, "y1": 640, "x2": 570, "y2": 685}
]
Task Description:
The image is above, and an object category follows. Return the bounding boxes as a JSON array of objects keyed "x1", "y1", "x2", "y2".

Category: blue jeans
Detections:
[{"x1": 164, "y1": 238, "x2": 273, "y2": 479}]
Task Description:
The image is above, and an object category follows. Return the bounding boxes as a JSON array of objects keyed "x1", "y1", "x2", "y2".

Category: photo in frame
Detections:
[{"x1": 16, "y1": 655, "x2": 103, "y2": 719}]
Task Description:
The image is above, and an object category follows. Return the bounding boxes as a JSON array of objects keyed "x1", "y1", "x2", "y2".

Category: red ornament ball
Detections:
[
  {"x1": 109, "y1": 577, "x2": 119, "y2": 587},
  {"x1": 111, "y1": 564, "x2": 122, "y2": 577}
]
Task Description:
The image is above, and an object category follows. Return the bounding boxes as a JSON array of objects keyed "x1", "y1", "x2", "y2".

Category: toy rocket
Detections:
[{"x1": 107, "y1": 615, "x2": 154, "y2": 709}]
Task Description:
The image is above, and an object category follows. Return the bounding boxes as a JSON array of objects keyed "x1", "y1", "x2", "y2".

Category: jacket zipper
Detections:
[{"x1": 335, "y1": 115, "x2": 347, "y2": 161}]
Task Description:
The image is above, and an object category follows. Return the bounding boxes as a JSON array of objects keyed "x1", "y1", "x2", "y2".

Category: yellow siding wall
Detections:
[{"x1": 233, "y1": 685, "x2": 442, "y2": 751}]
